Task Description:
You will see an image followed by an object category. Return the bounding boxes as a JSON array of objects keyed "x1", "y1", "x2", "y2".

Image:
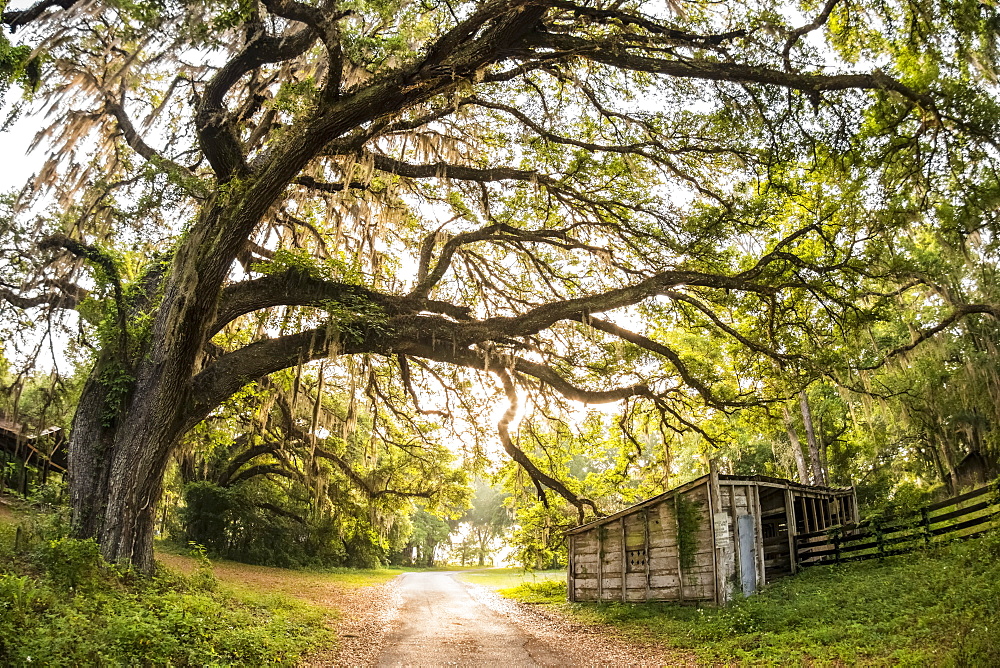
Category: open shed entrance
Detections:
[{"x1": 759, "y1": 487, "x2": 793, "y2": 580}]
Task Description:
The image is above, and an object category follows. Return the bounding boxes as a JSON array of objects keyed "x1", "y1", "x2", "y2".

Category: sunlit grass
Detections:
[
  {"x1": 455, "y1": 567, "x2": 564, "y2": 590},
  {"x1": 154, "y1": 548, "x2": 402, "y2": 613},
  {"x1": 500, "y1": 532, "x2": 1000, "y2": 665}
]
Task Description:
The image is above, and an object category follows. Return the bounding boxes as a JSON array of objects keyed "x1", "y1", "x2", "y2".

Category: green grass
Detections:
[
  {"x1": 455, "y1": 567, "x2": 564, "y2": 590},
  {"x1": 0, "y1": 507, "x2": 337, "y2": 666},
  {"x1": 500, "y1": 532, "x2": 1000, "y2": 666}
]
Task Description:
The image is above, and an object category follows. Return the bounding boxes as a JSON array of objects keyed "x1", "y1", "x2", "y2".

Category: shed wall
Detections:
[{"x1": 571, "y1": 482, "x2": 715, "y2": 602}]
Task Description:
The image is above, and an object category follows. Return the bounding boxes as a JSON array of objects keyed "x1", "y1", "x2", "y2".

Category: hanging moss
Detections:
[{"x1": 676, "y1": 494, "x2": 702, "y2": 571}]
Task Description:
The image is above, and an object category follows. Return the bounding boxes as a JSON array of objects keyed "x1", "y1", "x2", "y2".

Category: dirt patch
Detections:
[
  {"x1": 301, "y1": 577, "x2": 402, "y2": 667},
  {"x1": 466, "y1": 584, "x2": 697, "y2": 667},
  {"x1": 0, "y1": 495, "x2": 21, "y2": 524}
]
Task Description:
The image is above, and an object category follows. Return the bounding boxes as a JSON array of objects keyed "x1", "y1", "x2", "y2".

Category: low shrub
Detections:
[{"x1": 0, "y1": 511, "x2": 331, "y2": 666}]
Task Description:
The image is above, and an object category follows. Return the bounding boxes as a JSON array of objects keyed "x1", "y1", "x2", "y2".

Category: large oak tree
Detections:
[{"x1": 1, "y1": 0, "x2": 999, "y2": 570}]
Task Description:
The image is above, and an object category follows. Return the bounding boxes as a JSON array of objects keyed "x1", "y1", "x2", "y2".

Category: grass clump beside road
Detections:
[
  {"x1": 501, "y1": 531, "x2": 1000, "y2": 666},
  {"x1": 456, "y1": 567, "x2": 564, "y2": 590},
  {"x1": 0, "y1": 506, "x2": 332, "y2": 666}
]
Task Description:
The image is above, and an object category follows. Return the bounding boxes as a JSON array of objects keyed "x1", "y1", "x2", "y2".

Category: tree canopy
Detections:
[{"x1": 1, "y1": 0, "x2": 999, "y2": 569}]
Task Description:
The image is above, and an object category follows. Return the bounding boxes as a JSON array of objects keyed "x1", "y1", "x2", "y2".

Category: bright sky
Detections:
[{"x1": 0, "y1": 96, "x2": 43, "y2": 193}]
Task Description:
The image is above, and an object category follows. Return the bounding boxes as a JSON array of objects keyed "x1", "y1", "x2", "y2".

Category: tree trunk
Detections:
[
  {"x1": 68, "y1": 213, "x2": 228, "y2": 571},
  {"x1": 799, "y1": 390, "x2": 826, "y2": 486},
  {"x1": 68, "y1": 357, "x2": 189, "y2": 571},
  {"x1": 783, "y1": 404, "x2": 810, "y2": 484}
]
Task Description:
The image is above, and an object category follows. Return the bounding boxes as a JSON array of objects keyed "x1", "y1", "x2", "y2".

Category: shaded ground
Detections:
[{"x1": 0, "y1": 497, "x2": 15, "y2": 523}]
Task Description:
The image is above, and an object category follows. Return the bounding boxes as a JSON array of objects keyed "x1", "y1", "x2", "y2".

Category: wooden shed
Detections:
[{"x1": 565, "y1": 470, "x2": 857, "y2": 605}]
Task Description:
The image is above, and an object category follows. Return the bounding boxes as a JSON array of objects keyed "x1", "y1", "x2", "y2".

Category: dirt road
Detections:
[
  {"x1": 322, "y1": 571, "x2": 693, "y2": 667},
  {"x1": 375, "y1": 572, "x2": 571, "y2": 667}
]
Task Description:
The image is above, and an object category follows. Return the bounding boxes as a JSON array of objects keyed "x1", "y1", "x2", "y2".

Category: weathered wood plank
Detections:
[{"x1": 649, "y1": 574, "x2": 681, "y2": 588}]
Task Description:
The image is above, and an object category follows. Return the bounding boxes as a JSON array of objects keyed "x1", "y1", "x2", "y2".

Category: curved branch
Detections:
[
  {"x1": 211, "y1": 269, "x2": 470, "y2": 335},
  {"x1": 218, "y1": 441, "x2": 283, "y2": 487},
  {"x1": 859, "y1": 304, "x2": 1000, "y2": 370},
  {"x1": 782, "y1": 0, "x2": 842, "y2": 70},
  {"x1": 195, "y1": 27, "x2": 318, "y2": 180},
  {"x1": 584, "y1": 316, "x2": 751, "y2": 408},
  {"x1": 254, "y1": 502, "x2": 307, "y2": 524},
  {"x1": 0, "y1": 282, "x2": 86, "y2": 310},
  {"x1": 103, "y1": 94, "x2": 195, "y2": 182},
  {"x1": 524, "y1": 32, "x2": 937, "y2": 109},
  {"x1": 495, "y1": 366, "x2": 600, "y2": 521},
  {"x1": 224, "y1": 463, "x2": 300, "y2": 488}
]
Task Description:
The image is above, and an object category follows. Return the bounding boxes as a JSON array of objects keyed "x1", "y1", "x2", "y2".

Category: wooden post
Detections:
[
  {"x1": 708, "y1": 466, "x2": 722, "y2": 605},
  {"x1": 921, "y1": 507, "x2": 932, "y2": 547},
  {"x1": 728, "y1": 483, "x2": 741, "y2": 596},
  {"x1": 785, "y1": 486, "x2": 798, "y2": 575},
  {"x1": 673, "y1": 494, "x2": 684, "y2": 601},
  {"x1": 597, "y1": 526, "x2": 604, "y2": 602},
  {"x1": 752, "y1": 484, "x2": 766, "y2": 587},
  {"x1": 643, "y1": 507, "x2": 651, "y2": 601},
  {"x1": 621, "y1": 517, "x2": 627, "y2": 602},
  {"x1": 567, "y1": 534, "x2": 576, "y2": 602},
  {"x1": 809, "y1": 496, "x2": 820, "y2": 532}
]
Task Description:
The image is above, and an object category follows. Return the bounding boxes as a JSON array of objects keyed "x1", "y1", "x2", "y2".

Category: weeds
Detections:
[
  {"x1": 0, "y1": 509, "x2": 331, "y2": 666},
  {"x1": 502, "y1": 531, "x2": 1000, "y2": 665}
]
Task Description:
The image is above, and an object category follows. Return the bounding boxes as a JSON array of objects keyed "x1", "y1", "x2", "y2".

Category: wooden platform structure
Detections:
[
  {"x1": 0, "y1": 415, "x2": 66, "y2": 494},
  {"x1": 565, "y1": 470, "x2": 857, "y2": 605}
]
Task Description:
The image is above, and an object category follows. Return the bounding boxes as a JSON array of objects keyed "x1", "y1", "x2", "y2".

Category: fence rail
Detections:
[{"x1": 795, "y1": 483, "x2": 1000, "y2": 567}]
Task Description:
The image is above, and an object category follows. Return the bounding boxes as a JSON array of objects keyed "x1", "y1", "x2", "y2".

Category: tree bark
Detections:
[
  {"x1": 799, "y1": 390, "x2": 826, "y2": 486},
  {"x1": 782, "y1": 404, "x2": 810, "y2": 484}
]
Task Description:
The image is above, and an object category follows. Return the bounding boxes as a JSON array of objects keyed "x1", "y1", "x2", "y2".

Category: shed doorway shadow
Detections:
[{"x1": 759, "y1": 487, "x2": 793, "y2": 581}]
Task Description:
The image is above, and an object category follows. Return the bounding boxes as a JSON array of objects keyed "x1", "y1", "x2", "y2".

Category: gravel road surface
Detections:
[{"x1": 375, "y1": 572, "x2": 571, "y2": 667}]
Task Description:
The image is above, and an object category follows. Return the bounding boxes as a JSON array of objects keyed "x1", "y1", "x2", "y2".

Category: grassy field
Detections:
[
  {"x1": 156, "y1": 547, "x2": 399, "y2": 596},
  {"x1": 455, "y1": 567, "x2": 564, "y2": 590},
  {"x1": 0, "y1": 499, "x2": 395, "y2": 666},
  {"x1": 501, "y1": 531, "x2": 1000, "y2": 666}
]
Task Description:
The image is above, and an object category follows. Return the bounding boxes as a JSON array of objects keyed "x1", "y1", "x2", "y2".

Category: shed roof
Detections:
[{"x1": 566, "y1": 473, "x2": 852, "y2": 535}]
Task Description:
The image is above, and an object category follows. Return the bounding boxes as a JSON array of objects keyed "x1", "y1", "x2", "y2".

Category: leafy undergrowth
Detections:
[
  {"x1": 0, "y1": 508, "x2": 332, "y2": 666},
  {"x1": 501, "y1": 532, "x2": 1000, "y2": 666},
  {"x1": 456, "y1": 567, "x2": 564, "y2": 590}
]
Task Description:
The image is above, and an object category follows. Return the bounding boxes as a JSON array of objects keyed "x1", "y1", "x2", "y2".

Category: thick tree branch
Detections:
[
  {"x1": 254, "y1": 502, "x2": 307, "y2": 524},
  {"x1": 524, "y1": 32, "x2": 937, "y2": 108},
  {"x1": 195, "y1": 26, "x2": 318, "y2": 180},
  {"x1": 495, "y1": 366, "x2": 600, "y2": 522},
  {"x1": 224, "y1": 463, "x2": 300, "y2": 487},
  {"x1": 2, "y1": 0, "x2": 78, "y2": 30},
  {"x1": 218, "y1": 441, "x2": 283, "y2": 487},
  {"x1": 211, "y1": 269, "x2": 470, "y2": 335}
]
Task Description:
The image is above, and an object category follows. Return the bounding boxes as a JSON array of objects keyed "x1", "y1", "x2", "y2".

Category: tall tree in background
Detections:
[{"x1": 1, "y1": 0, "x2": 999, "y2": 570}]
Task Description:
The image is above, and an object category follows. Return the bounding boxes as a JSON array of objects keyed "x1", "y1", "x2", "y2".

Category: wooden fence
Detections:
[{"x1": 795, "y1": 482, "x2": 1000, "y2": 567}]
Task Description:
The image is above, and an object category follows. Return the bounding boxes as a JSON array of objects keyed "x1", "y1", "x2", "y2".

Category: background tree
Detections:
[
  {"x1": 172, "y1": 367, "x2": 468, "y2": 566},
  {"x1": 459, "y1": 478, "x2": 512, "y2": 567}
]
